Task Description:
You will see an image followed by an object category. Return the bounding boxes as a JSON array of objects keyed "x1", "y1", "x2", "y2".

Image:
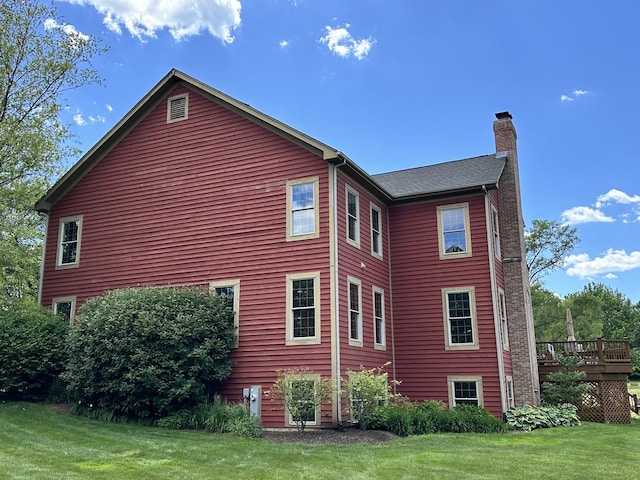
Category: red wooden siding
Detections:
[
  {"x1": 41, "y1": 85, "x2": 335, "y2": 427},
  {"x1": 388, "y1": 193, "x2": 505, "y2": 416}
]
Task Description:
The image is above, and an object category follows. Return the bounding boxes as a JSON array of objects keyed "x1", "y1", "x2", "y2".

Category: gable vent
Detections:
[{"x1": 167, "y1": 93, "x2": 188, "y2": 123}]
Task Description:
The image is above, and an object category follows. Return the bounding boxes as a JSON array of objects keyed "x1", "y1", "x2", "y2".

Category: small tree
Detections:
[
  {"x1": 269, "y1": 367, "x2": 333, "y2": 432},
  {"x1": 541, "y1": 353, "x2": 591, "y2": 406},
  {"x1": 343, "y1": 363, "x2": 399, "y2": 430}
]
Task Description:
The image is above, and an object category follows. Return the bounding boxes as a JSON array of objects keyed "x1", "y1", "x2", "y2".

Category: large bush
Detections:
[
  {"x1": 0, "y1": 300, "x2": 69, "y2": 400},
  {"x1": 63, "y1": 287, "x2": 235, "y2": 420}
]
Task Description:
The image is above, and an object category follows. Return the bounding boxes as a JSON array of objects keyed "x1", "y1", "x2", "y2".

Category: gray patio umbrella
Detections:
[{"x1": 566, "y1": 308, "x2": 576, "y2": 342}]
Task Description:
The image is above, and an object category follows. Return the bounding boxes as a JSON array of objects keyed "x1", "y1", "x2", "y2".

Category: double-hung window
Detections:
[
  {"x1": 287, "y1": 376, "x2": 320, "y2": 427},
  {"x1": 286, "y1": 272, "x2": 321, "y2": 345},
  {"x1": 348, "y1": 277, "x2": 362, "y2": 346},
  {"x1": 57, "y1": 216, "x2": 83, "y2": 268},
  {"x1": 210, "y1": 280, "x2": 240, "y2": 347},
  {"x1": 287, "y1": 178, "x2": 319, "y2": 240},
  {"x1": 498, "y1": 288, "x2": 509, "y2": 349},
  {"x1": 370, "y1": 204, "x2": 382, "y2": 258},
  {"x1": 346, "y1": 186, "x2": 360, "y2": 247},
  {"x1": 437, "y1": 203, "x2": 471, "y2": 259},
  {"x1": 373, "y1": 287, "x2": 385, "y2": 349},
  {"x1": 448, "y1": 377, "x2": 483, "y2": 407},
  {"x1": 442, "y1": 287, "x2": 479, "y2": 350},
  {"x1": 491, "y1": 206, "x2": 501, "y2": 260}
]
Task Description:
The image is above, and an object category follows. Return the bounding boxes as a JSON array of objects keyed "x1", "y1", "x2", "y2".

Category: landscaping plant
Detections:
[{"x1": 541, "y1": 353, "x2": 591, "y2": 406}]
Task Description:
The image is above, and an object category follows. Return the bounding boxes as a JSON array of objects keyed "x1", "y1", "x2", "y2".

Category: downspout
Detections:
[
  {"x1": 386, "y1": 207, "x2": 397, "y2": 394},
  {"x1": 333, "y1": 156, "x2": 347, "y2": 426},
  {"x1": 484, "y1": 186, "x2": 507, "y2": 415},
  {"x1": 37, "y1": 212, "x2": 49, "y2": 306}
]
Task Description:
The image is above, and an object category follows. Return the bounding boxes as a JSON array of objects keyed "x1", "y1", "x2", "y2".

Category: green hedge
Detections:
[
  {"x1": 63, "y1": 287, "x2": 235, "y2": 420},
  {"x1": 0, "y1": 300, "x2": 69, "y2": 400}
]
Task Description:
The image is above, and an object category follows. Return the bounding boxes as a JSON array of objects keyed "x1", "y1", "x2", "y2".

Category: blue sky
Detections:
[{"x1": 52, "y1": 0, "x2": 640, "y2": 302}]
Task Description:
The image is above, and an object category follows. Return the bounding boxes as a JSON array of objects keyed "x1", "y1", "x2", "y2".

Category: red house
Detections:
[{"x1": 36, "y1": 70, "x2": 539, "y2": 427}]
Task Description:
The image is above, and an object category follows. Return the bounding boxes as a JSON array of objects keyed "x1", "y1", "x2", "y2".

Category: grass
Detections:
[{"x1": 1, "y1": 402, "x2": 639, "y2": 479}]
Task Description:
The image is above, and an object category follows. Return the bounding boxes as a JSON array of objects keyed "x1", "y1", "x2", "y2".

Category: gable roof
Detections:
[
  {"x1": 372, "y1": 153, "x2": 506, "y2": 201},
  {"x1": 35, "y1": 69, "x2": 505, "y2": 212}
]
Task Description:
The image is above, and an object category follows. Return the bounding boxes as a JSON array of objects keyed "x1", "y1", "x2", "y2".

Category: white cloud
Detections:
[
  {"x1": 319, "y1": 24, "x2": 375, "y2": 60},
  {"x1": 565, "y1": 249, "x2": 640, "y2": 278},
  {"x1": 595, "y1": 188, "x2": 640, "y2": 208},
  {"x1": 560, "y1": 206, "x2": 614, "y2": 225},
  {"x1": 279, "y1": 40, "x2": 289, "y2": 48},
  {"x1": 106, "y1": 104, "x2": 113, "y2": 112},
  {"x1": 62, "y1": 0, "x2": 242, "y2": 43},
  {"x1": 560, "y1": 89, "x2": 591, "y2": 103},
  {"x1": 73, "y1": 114, "x2": 87, "y2": 126},
  {"x1": 73, "y1": 110, "x2": 107, "y2": 126}
]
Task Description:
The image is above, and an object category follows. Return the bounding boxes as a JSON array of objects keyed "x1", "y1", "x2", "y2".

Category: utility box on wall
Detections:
[{"x1": 243, "y1": 386, "x2": 261, "y2": 417}]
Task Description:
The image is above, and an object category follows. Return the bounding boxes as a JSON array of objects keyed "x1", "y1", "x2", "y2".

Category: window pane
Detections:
[
  {"x1": 292, "y1": 278, "x2": 315, "y2": 338},
  {"x1": 292, "y1": 183, "x2": 314, "y2": 209},
  {"x1": 442, "y1": 208, "x2": 467, "y2": 253},
  {"x1": 55, "y1": 302, "x2": 72, "y2": 322},
  {"x1": 63, "y1": 221, "x2": 78, "y2": 242},
  {"x1": 61, "y1": 243, "x2": 77, "y2": 264},
  {"x1": 374, "y1": 291, "x2": 384, "y2": 345},
  {"x1": 454, "y1": 381, "x2": 478, "y2": 405},
  {"x1": 293, "y1": 279, "x2": 314, "y2": 307},
  {"x1": 292, "y1": 210, "x2": 315, "y2": 235},
  {"x1": 293, "y1": 308, "x2": 315, "y2": 337},
  {"x1": 349, "y1": 282, "x2": 360, "y2": 341},
  {"x1": 448, "y1": 292, "x2": 473, "y2": 344}
]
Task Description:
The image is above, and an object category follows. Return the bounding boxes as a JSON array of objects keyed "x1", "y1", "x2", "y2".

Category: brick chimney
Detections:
[{"x1": 493, "y1": 112, "x2": 540, "y2": 407}]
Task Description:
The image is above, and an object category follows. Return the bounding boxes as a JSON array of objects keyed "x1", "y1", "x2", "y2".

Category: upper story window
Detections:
[
  {"x1": 210, "y1": 280, "x2": 240, "y2": 348},
  {"x1": 491, "y1": 206, "x2": 501, "y2": 260},
  {"x1": 498, "y1": 288, "x2": 509, "y2": 349},
  {"x1": 286, "y1": 272, "x2": 321, "y2": 345},
  {"x1": 373, "y1": 287, "x2": 386, "y2": 349},
  {"x1": 346, "y1": 186, "x2": 360, "y2": 247},
  {"x1": 57, "y1": 216, "x2": 83, "y2": 268},
  {"x1": 370, "y1": 203, "x2": 382, "y2": 259},
  {"x1": 442, "y1": 287, "x2": 479, "y2": 350},
  {"x1": 167, "y1": 93, "x2": 188, "y2": 123},
  {"x1": 53, "y1": 297, "x2": 76, "y2": 323},
  {"x1": 286, "y1": 177, "x2": 319, "y2": 241},
  {"x1": 437, "y1": 203, "x2": 472, "y2": 259},
  {"x1": 348, "y1": 277, "x2": 362, "y2": 346}
]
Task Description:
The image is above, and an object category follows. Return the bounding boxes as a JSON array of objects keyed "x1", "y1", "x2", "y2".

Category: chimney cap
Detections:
[{"x1": 495, "y1": 111, "x2": 512, "y2": 120}]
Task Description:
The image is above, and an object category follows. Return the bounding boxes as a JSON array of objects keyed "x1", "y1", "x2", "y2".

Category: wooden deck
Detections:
[{"x1": 537, "y1": 338, "x2": 632, "y2": 380}]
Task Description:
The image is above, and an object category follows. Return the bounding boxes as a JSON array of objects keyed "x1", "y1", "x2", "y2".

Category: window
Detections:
[
  {"x1": 346, "y1": 186, "x2": 360, "y2": 247},
  {"x1": 286, "y1": 177, "x2": 319, "y2": 241},
  {"x1": 373, "y1": 287, "x2": 385, "y2": 349},
  {"x1": 286, "y1": 272, "x2": 321, "y2": 345},
  {"x1": 448, "y1": 377, "x2": 483, "y2": 407},
  {"x1": 167, "y1": 93, "x2": 188, "y2": 122},
  {"x1": 53, "y1": 297, "x2": 76, "y2": 323},
  {"x1": 348, "y1": 277, "x2": 362, "y2": 346},
  {"x1": 506, "y1": 377, "x2": 515, "y2": 409},
  {"x1": 57, "y1": 216, "x2": 83, "y2": 268},
  {"x1": 437, "y1": 203, "x2": 471, "y2": 259},
  {"x1": 210, "y1": 280, "x2": 240, "y2": 347},
  {"x1": 491, "y1": 206, "x2": 501, "y2": 260},
  {"x1": 370, "y1": 204, "x2": 382, "y2": 258},
  {"x1": 287, "y1": 376, "x2": 320, "y2": 427},
  {"x1": 498, "y1": 288, "x2": 509, "y2": 349},
  {"x1": 442, "y1": 287, "x2": 479, "y2": 350}
]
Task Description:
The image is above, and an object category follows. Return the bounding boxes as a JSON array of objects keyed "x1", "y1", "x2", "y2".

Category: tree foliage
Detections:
[
  {"x1": 526, "y1": 219, "x2": 579, "y2": 283},
  {"x1": 0, "y1": 299, "x2": 69, "y2": 400},
  {"x1": 0, "y1": 0, "x2": 105, "y2": 303},
  {"x1": 541, "y1": 354, "x2": 591, "y2": 406},
  {"x1": 63, "y1": 287, "x2": 235, "y2": 420}
]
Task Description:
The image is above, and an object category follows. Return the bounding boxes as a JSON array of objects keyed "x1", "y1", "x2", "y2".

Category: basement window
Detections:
[{"x1": 167, "y1": 93, "x2": 188, "y2": 123}]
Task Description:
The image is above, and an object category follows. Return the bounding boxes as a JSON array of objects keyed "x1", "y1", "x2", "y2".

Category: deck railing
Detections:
[{"x1": 536, "y1": 338, "x2": 630, "y2": 366}]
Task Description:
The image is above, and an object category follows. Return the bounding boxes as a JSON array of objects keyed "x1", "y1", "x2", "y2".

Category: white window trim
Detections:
[
  {"x1": 345, "y1": 185, "x2": 360, "y2": 248},
  {"x1": 506, "y1": 376, "x2": 515, "y2": 409},
  {"x1": 210, "y1": 279, "x2": 240, "y2": 348},
  {"x1": 372, "y1": 286, "x2": 386, "y2": 350},
  {"x1": 286, "y1": 272, "x2": 321, "y2": 345},
  {"x1": 447, "y1": 376, "x2": 484, "y2": 409},
  {"x1": 437, "y1": 203, "x2": 472, "y2": 259},
  {"x1": 491, "y1": 206, "x2": 501, "y2": 261},
  {"x1": 347, "y1": 276, "x2": 362, "y2": 347},
  {"x1": 370, "y1": 202, "x2": 383, "y2": 259},
  {"x1": 52, "y1": 296, "x2": 76, "y2": 323},
  {"x1": 286, "y1": 177, "x2": 320, "y2": 241},
  {"x1": 286, "y1": 374, "x2": 321, "y2": 427},
  {"x1": 498, "y1": 287, "x2": 509, "y2": 350},
  {"x1": 56, "y1": 215, "x2": 83, "y2": 269},
  {"x1": 442, "y1": 287, "x2": 479, "y2": 350},
  {"x1": 167, "y1": 93, "x2": 188, "y2": 123}
]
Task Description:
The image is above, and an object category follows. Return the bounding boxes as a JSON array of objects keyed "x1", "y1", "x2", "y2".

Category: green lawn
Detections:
[{"x1": 0, "y1": 402, "x2": 638, "y2": 480}]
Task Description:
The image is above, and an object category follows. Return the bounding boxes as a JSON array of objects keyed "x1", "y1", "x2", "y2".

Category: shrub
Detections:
[
  {"x1": 381, "y1": 401, "x2": 414, "y2": 436},
  {"x1": 343, "y1": 363, "x2": 400, "y2": 430},
  {"x1": 437, "y1": 404, "x2": 507, "y2": 433},
  {"x1": 506, "y1": 404, "x2": 580, "y2": 432},
  {"x1": 269, "y1": 367, "x2": 334, "y2": 432},
  {"x1": 64, "y1": 287, "x2": 235, "y2": 420},
  {"x1": 541, "y1": 353, "x2": 591, "y2": 406},
  {"x1": 0, "y1": 300, "x2": 69, "y2": 400}
]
